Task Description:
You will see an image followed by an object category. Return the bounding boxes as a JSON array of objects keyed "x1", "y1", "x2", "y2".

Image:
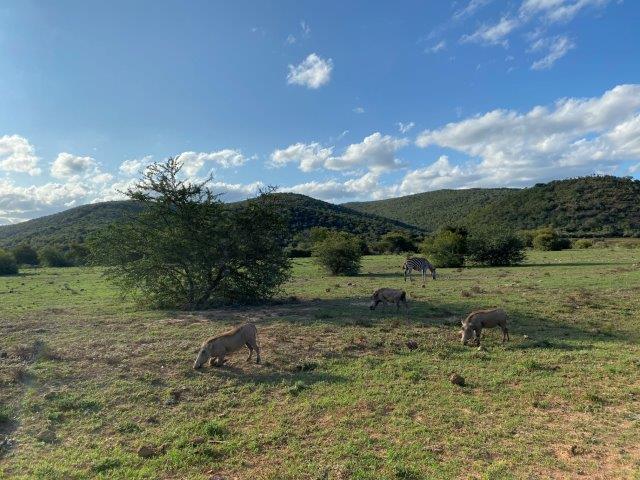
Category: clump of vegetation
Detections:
[
  {"x1": 529, "y1": 228, "x2": 571, "y2": 251},
  {"x1": 313, "y1": 231, "x2": 362, "y2": 275},
  {"x1": 572, "y1": 239, "x2": 594, "y2": 249},
  {"x1": 372, "y1": 230, "x2": 417, "y2": 254},
  {"x1": 0, "y1": 250, "x2": 18, "y2": 276},
  {"x1": 39, "y1": 247, "x2": 72, "y2": 267},
  {"x1": 12, "y1": 244, "x2": 39, "y2": 266},
  {"x1": 421, "y1": 227, "x2": 467, "y2": 268},
  {"x1": 90, "y1": 158, "x2": 291, "y2": 309},
  {"x1": 466, "y1": 228, "x2": 525, "y2": 266}
]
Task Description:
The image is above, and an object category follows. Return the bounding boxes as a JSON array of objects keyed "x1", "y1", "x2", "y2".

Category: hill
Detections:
[
  {"x1": 465, "y1": 176, "x2": 640, "y2": 237},
  {"x1": 0, "y1": 193, "x2": 420, "y2": 249},
  {"x1": 345, "y1": 188, "x2": 513, "y2": 232},
  {"x1": 0, "y1": 201, "x2": 143, "y2": 249}
]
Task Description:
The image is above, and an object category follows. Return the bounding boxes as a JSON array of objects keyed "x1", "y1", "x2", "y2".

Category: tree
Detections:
[
  {"x1": 0, "y1": 250, "x2": 18, "y2": 275},
  {"x1": 12, "y1": 244, "x2": 39, "y2": 266},
  {"x1": 90, "y1": 158, "x2": 290, "y2": 309},
  {"x1": 376, "y1": 230, "x2": 417, "y2": 254},
  {"x1": 39, "y1": 247, "x2": 72, "y2": 267},
  {"x1": 467, "y1": 228, "x2": 525, "y2": 266},
  {"x1": 531, "y1": 228, "x2": 571, "y2": 251},
  {"x1": 421, "y1": 229, "x2": 466, "y2": 268},
  {"x1": 313, "y1": 231, "x2": 362, "y2": 275}
]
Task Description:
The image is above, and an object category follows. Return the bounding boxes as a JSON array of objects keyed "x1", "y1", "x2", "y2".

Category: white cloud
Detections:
[
  {"x1": 271, "y1": 133, "x2": 409, "y2": 173},
  {"x1": 415, "y1": 84, "x2": 640, "y2": 187},
  {"x1": 460, "y1": 17, "x2": 519, "y2": 46},
  {"x1": 287, "y1": 53, "x2": 333, "y2": 89},
  {"x1": 119, "y1": 156, "x2": 153, "y2": 176},
  {"x1": 300, "y1": 20, "x2": 311, "y2": 37},
  {"x1": 530, "y1": 35, "x2": 575, "y2": 69},
  {"x1": 397, "y1": 122, "x2": 416, "y2": 134},
  {"x1": 270, "y1": 142, "x2": 334, "y2": 172},
  {"x1": 426, "y1": 40, "x2": 447, "y2": 53},
  {"x1": 398, "y1": 156, "x2": 479, "y2": 193},
  {"x1": 0, "y1": 135, "x2": 41, "y2": 176},
  {"x1": 520, "y1": 0, "x2": 611, "y2": 23},
  {"x1": 51, "y1": 152, "x2": 98, "y2": 179},
  {"x1": 284, "y1": 172, "x2": 390, "y2": 202},
  {"x1": 286, "y1": 34, "x2": 296, "y2": 45},
  {"x1": 177, "y1": 150, "x2": 246, "y2": 176},
  {"x1": 209, "y1": 181, "x2": 264, "y2": 202},
  {"x1": 454, "y1": 0, "x2": 494, "y2": 20},
  {"x1": 327, "y1": 133, "x2": 409, "y2": 172},
  {"x1": 353, "y1": 106, "x2": 365, "y2": 114}
]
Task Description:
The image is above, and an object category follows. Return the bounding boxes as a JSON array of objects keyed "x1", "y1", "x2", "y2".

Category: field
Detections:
[{"x1": 1, "y1": 248, "x2": 640, "y2": 479}]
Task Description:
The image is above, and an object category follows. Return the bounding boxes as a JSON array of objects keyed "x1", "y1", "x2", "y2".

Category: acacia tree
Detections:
[{"x1": 91, "y1": 158, "x2": 290, "y2": 309}]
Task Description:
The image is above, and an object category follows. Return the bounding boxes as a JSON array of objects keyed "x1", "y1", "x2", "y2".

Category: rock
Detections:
[
  {"x1": 137, "y1": 444, "x2": 163, "y2": 458},
  {"x1": 523, "y1": 335, "x2": 529, "y2": 339},
  {"x1": 190, "y1": 436, "x2": 206, "y2": 446},
  {"x1": 36, "y1": 428, "x2": 57, "y2": 443},
  {"x1": 406, "y1": 340, "x2": 418, "y2": 351},
  {"x1": 449, "y1": 373, "x2": 465, "y2": 387}
]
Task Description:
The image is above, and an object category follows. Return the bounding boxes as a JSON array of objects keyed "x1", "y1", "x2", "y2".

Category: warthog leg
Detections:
[
  {"x1": 502, "y1": 326, "x2": 509, "y2": 342},
  {"x1": 246, "y1": 342, "x2": 253, "y2": 361}
]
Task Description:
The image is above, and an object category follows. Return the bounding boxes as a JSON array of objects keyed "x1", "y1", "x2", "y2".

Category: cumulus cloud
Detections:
[
  {"x1": 51, "y1": 152, "x2": 99, "y2": 180},
  {"x1": 270, "y1": 142, "x2": 334, "y2": 172},
  {"x1": 327, "y1": 133, "x2": 409, "y2": 171},
  {"x1": 271, "y1": 133, "x2": 408, "y2": 173},
  {"x1": 119, "y1": 156, "x2": 153, "y2": 176},
  {"x1": 530, "y1": 35, "x2": 575, "y2": 70},
  {"x1": 461, "y1": 17, "x2": 519, "y2": 46},
  {"x1": 284, "y1": 172, "x2": 389, "y2": 203},
  {"x1": 287, "y1": 53, "x2": 333, "y2": 89},
  {"x1": 177, "y1": 150, "x2": 246, "y2": 176},
  {"x1": 0, "y1": 135, "x2": 41, "y2": 176},
  {"x1": 415, "y1": 84, "x2": 640, "y2": 186},
  {"x1": 353, "y1": 106, "x2": 365, "y2": 114}
]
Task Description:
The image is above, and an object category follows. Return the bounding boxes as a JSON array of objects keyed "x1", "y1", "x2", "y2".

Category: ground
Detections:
[{"x1": 1, "y1": 248, "x2": 640, "y2": 479}]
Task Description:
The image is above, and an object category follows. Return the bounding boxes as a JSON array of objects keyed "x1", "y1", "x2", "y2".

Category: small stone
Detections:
[
  {"x1": 449, "y1": 373, "x2": 465, "y2": 386},
  {"x1": 137, "y1": 445, "x2": 159, "y2": 458},
  {"x1": 523, "y1": 335, "x2": 529, "y2": 339},
  {"x1": 406, "y1": 340, "x2": 418, "y2": 351},
  {"x1": 36, "y1": 428, "x2": 57, "y2": 443},
  {"x1": 190, "y1": 436, "x2": 206, "y2": 446}
]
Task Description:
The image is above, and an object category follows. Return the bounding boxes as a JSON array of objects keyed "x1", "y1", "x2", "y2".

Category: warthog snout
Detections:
[{"x1": 193, "y1": 349, "x2": 209, "y2": 370}]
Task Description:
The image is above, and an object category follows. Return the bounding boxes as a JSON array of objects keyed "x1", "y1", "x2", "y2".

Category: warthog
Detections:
[
  {"x1": 461, "y1": 308, "x2": 509, "y2": 346},
  {"x1": 370, "y1": 288, "x2": 408, "y2": 311},
  {"x1": 193, "y1": 323, "x2": 260, "y2": 369}
]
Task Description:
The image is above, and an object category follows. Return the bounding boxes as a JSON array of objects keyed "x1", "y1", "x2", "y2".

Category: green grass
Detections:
[{"x1": 1, "y1": 248, "x2": 640, "y2": 479}]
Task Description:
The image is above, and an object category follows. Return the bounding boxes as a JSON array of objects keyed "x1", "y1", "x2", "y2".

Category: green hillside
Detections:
[
  {"x1": 465, "y1": 176, "x2": 640, "y2": 237},
  {"x1": 0, "y1": 201, "x2": 143, "y2": 249},
  {"x1": 345, "y1": 188, "x2": 513, "y2": 232},
  {"x1": 0, "y1": 194, "x2": 419, "y2": 249}
]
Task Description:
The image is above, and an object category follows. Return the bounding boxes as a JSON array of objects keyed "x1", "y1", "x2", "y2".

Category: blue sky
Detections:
[{"x1": 1, "y1": 0, "x2": 639, "y2": 223}]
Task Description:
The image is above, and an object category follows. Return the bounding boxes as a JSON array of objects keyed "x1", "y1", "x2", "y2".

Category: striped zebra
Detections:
[{"x1": 403, "y1": 257, "x2": 437, "y2": 282}]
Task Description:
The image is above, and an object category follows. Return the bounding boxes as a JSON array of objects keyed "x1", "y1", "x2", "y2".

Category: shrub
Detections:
[
  {"x1": 39, "y1": 247, "x2": 72, "y2": 267},
  {"x1": 532, "y1": 228, "x2": 571, "y2": 251},
  {"x1": 376, "y1": 230, "x2": 417, "y2": 254},
  {"x1": 313, "y1": 231, "x2": 362, "y2": 275},
  {"x1": 12, "y1": 244, "x2": 39, "y2": 266},
  {"x1": 421, "y1": 230, "x2": 466, "y2": 268},
  {"x1": 0, "y1": 250, "x2": 18, "y2": 275},
  {"x1": 573, "y1": 239, "x2": 594, "y2": 249},
  {"x1": 467, "y1": 228, "x2": 525, "y2": 266},
  {"x1": 90, "y1": 158, "x2": 290, "y2": 309}
]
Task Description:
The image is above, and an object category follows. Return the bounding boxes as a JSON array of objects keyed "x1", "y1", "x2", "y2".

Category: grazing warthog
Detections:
[
  {"x1": 193, "y1": 323, "x2": 260, "y2": 369},
  {"x1": 461, "y1": 308, "x2": 509, "y2": 346},
  {"x1": 370, "y1": 288, "x2": 408, "y2": 311}
]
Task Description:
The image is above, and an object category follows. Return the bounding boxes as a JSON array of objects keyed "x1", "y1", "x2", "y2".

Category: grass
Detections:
[{"x1": 0, "y1": 248, "x2": 639, "y2": 479}]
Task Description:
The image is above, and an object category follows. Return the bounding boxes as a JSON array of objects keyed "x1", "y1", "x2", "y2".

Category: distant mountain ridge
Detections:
[
  {"x1": 344, "y1": 188, "x2": 513, "y2": 232},
  {"x1": 0, "y1": 193, "x2": 420, "y2": 249},
  {"x1": 1, "y1": 175, "x2": 639, "y2": 249}
]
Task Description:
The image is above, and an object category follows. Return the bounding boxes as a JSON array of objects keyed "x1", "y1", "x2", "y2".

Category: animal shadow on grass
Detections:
[{"x1": 198, "y1": 363, "x2": 346, "y2": 388}]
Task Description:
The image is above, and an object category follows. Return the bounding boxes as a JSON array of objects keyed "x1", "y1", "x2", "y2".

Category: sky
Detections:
[{"x1": 1, "y1": 0, "x2": 639, "y2": 223}]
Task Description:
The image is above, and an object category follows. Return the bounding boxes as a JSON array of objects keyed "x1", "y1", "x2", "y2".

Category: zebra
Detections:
[{"x1": 403, "y1": 257, "x2": 437, "y2": 282}]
